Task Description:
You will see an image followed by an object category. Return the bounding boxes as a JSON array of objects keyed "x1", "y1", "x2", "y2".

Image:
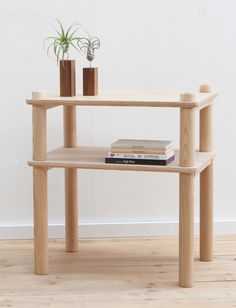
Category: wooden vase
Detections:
[
  {"x1": 83, "y1": 67, "x2": 98, "y2": 96},
  {"x1": 60, "y1": 60, "x2": 76, "y2": 97}
]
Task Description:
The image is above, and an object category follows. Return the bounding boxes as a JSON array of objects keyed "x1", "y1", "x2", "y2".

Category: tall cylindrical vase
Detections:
[{"x1": 60, "y1": 60, "x2": 76, "y2": 97}]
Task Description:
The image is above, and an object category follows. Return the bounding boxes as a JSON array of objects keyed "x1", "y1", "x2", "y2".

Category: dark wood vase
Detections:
[
  {"x1": 83, "y1": 67, "x2": 98, "y2": 96},
  {"x1": 60, "y1": 60, "x2": 76, "y2": 97}
]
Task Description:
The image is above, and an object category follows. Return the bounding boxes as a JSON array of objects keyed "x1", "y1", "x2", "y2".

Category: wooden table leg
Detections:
[
  {"x1": 200, "y1": 162, "x2": 213, "y2": 261},
  {"x1": 33, "y1": 167, "x2": 48, "y2": 274},
  {"x1": 199, "y1": 84, "x2": 214, "y2": 261},
  {"x1": 64, "y1": 106, "x2": 78, "y2": 252},
  {"x1": 179, "y1": 93, "x2": 196, "y2": 287},
  {"x1": 32, "y1": 102, "x2": 48, "y2": 274},
  {"x1": 179, "y1": 173, "x2": 194, "y2": 287},
  {"x1": 65, "y1": 168, "x2": 78, "y2": 252}
]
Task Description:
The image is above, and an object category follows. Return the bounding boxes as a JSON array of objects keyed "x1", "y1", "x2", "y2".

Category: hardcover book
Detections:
[
  {"x1": 105, "y1": 155, "x2": 175, "y2": 166},
  {"x1": 110, "y1": 148, "x2": 173, "y2": 154},
  {"x1": 111, "y1": 139, "x2": 173, "y2": 150},
  {"x1": 108, "y1": 151, "x2": 175, "y2": 160}
]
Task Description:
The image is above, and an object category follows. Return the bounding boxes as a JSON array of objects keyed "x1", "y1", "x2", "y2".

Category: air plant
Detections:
[
  {"x1": 79, "y1": 35, "x2": 101, "y2": 67},
  {"x1": 44, "y1": 19, "x2": 82, "y2": 63}
]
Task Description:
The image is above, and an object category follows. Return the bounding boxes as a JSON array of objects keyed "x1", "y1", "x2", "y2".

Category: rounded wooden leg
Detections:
[
  {"x1": 63, "y1": 105, "x2": 78, "y2": 252},
  {"x1": 32, "y1": 105, "x2": 47, "y2": 161},
  {"x1": 179, "y1": 173, "x2": 194, "y2": 288},
  {"x1": 65, "y1": 168, "x2": 78, "y2": 252},
  {"x1": 180, "y1": 107, "x2": 195, "y2": 167},
  {"x1": 200, "y1": 162, "x2": 213, "y2": 261},
  {"x1": 199, "y1": 85, "x2": 214, "y2": 261},
  {"x1": 33, "y1": 167, "x2": 48, "y2": 274}
]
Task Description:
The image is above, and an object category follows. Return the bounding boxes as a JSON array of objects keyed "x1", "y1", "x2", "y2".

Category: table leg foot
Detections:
[
  {"x1": 179, "y1": 173, "x2": 194, "y2": 287},
  {"x1": 33, "y1": 167, "x2": 48, "y2": 274},
  {"x1": 65, "y1": 168, "x2": 78, "y2": 252},
  {"x1": 200, "y1": 163, "x2": 213, "y2": 261}
]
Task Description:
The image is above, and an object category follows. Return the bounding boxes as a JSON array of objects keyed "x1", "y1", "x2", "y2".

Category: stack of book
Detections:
[{"x1": 105, "y1": 139, "x2": 175, "y2": 166}]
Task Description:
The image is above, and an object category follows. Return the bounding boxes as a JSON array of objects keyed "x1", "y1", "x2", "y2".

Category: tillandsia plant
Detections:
[
  {"x1": 44, "y1": 19, "x2": 82, "y2": 63},
  {"x1": 79, "y1": 35, "x2": 101, "y2": 67}
]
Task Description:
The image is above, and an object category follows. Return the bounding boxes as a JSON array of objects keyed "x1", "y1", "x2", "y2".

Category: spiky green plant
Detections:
[
  {"x1": 44, "y1": 20, "x2": 82, "y2": 63},
  {"x1": 78, "y1": 35, "x2": 101, "y2": 67}
]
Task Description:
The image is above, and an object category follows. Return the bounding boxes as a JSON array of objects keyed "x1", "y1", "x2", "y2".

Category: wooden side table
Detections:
[{"x1": 27, "y1": 85, "x2": 217, "y2": 287}]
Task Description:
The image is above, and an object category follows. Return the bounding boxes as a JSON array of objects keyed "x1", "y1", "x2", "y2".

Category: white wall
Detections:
[{"x1": 1, "y1": 0, "x2": 236, "y2": 239}]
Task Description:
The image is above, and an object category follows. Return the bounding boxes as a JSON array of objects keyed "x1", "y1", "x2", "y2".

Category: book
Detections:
[
  {"x1": 111, "y1": 139, "x2": 173, "y2": 151},
  {"x1": 105, "y1": 155, "x2": 175, "y2": 166},
  {"x1": 108, "y1": 151, "x2": 175, "y2": 160},
  {"x1": 110, "y1": 147, "x2": 173, "y2": 155}
]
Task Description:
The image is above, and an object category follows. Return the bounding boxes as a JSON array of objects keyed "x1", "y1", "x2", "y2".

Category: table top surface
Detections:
[
  {"x1": 28, "y1": 147, "x2": 215, "y2": 174},
  {"x1": 26, "y1": 91, "x2": 218, "y2": 108}
]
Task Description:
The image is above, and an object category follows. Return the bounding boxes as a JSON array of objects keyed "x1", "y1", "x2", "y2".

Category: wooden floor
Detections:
[{"x1": 0, "y1": 236, "x2": 236, "y2": 307}]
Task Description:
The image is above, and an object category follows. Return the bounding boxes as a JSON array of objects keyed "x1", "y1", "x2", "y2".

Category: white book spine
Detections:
[{"x1": 108, "y1": 151, "x2": 175, "y2": 160}]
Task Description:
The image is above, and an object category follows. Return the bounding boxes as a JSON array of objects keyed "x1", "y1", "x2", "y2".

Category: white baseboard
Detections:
[{"x1": 0, "y1": 220, "x2": 236, "y2": 240}]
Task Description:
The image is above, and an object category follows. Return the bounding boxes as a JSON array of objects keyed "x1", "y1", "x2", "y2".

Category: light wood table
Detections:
[{"x1": 27, "y1": 85, "x2": 217, "y2": 287}]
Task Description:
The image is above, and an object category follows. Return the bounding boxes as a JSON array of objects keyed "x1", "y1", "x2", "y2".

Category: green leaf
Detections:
[
  {"x1": 54, "y1": 28, "x2": 63, "y2": 39},
  {"x1": 56, "y1": 45, "x2": 62, "y2": 64},
  {"x1": 44, "y1": 20, "x2": 84, "y2": 63},
  {"x1": 70, "y1": 41, "x2": 79, "y2": 51},
  {"x1": 46, "y1": 41, "x2": 55, "y2": 57},
  {"x1": 56, "y1": 19, "x2": 65, "y2": 38},
  {"x1": 68, "y1": 26, "x2": 81, "y2": 40},
  {"x1": 65, "y1": 22, "x2": 80, "y2": 38},
  {"x1": 53, "y1": 41, "x2": 59, "y2": 58}
]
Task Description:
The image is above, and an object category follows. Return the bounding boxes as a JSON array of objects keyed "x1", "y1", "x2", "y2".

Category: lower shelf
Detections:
[{"x1": 28, "y1": 147, "x2": 214, "y2": 174}]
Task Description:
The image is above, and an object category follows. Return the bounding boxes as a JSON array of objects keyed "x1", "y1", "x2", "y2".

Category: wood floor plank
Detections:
[
  {"x1": 1, "y1": 298, "x2": 236, "y2": 308},
  {"x1": 0, "y1": 236, "x2": 236, "y2": 307}
]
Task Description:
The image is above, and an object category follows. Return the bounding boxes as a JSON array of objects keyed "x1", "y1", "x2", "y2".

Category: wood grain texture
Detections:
[
  {"x1": 180, "y1": 108, "x2": 195, "y2": 167},
  {"x1": 28, "y1": 147, "x2": 214, "y2": 174},
  {"x1": 32, "y1": 105, "x2": 47, "y2": 160},
  {"x1": 60, "y1": 60, "x2": 76, "y2": 97},
  {"x1": 33, "y1": 167, "x2": 48, "y2": 274},
  {"x1": 180, "y1": 91, "x2": 195, "y2": 102},
  {"x1": 1, "y1": 236, "x2": 236, "y2": 307},
  {"x1": 63, "y1": 106, "x2": 77, "y2": 147},
  {"x1": 65, "y1": 168, "x2": 78, "y2": 252},
  {"x1": 32, "y1": 91, "x2": 46, "y2": 99},
  {"x1": 199, "y1": 84, "x2": 214, "y2": 262},
  {"x1": 200, "y1": 163, "x2": 213, "y2": 261},
  {"x1": 83, "y1": 67, "x2": 98, "y2": 96},
  {"x1": 64, "y1": 105, "x2": 78, "y2": 252},
  {"x1": 27, "y1": 87, "x2": 217, "y2": 288},
  {"x1": 26, "y1": 91, "x2": 218, "y2": 108},
  {"x1": 199, "y1": 84, "x2": 214, "y2": 93},
  {"x1": 200, "y1": 105, "x2": 213, "y2": 151},
  {"x1": 179, "y1": 174, "x2": 195, "y2": 287}
]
